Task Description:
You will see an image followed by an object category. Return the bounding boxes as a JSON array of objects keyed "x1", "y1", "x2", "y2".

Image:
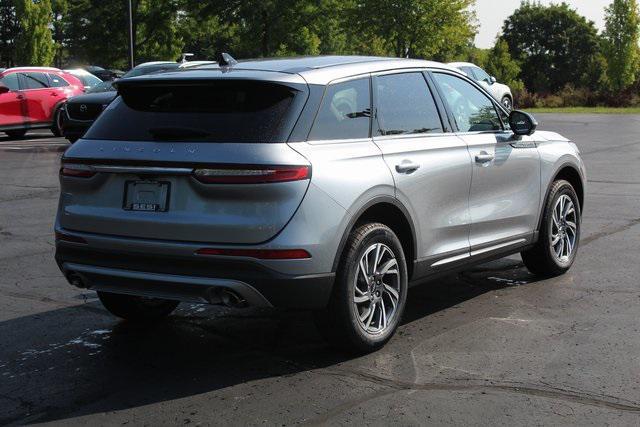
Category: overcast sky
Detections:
[{"x1": 474, "y1": 0, "x2": 612, "y2": 48}]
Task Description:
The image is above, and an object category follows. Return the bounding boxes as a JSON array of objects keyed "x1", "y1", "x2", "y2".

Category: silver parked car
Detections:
[
  {"x1": 449, "y1": 62, "x2": 514, "y2": 110},
  {"x1": 55, "y1": 56, "x2": 585, "y2": 352}
]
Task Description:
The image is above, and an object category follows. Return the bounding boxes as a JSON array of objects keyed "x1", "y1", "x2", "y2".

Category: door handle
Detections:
[
  {"x1": 50, "y1": 92, "x2": 59, "y2": 96},
  {"x1": 395, "y1": 161, "x2": 420, "y2": 174},
  {"x1": 475, "y1": 152, "x2": 495, "y2": 163},
  {"x1": 16, "y1": 94, "x2": 24, "y2": 100}
]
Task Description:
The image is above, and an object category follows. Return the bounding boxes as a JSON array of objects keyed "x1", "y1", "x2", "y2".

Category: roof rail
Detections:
[{"x1": 4, "y1": 66, "x2": 61, "y2": 72}]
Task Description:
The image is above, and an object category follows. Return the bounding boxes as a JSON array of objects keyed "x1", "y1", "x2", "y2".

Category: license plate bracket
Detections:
[{"x1": 123, "y1": 180, "x2": 170, "y2": 212}]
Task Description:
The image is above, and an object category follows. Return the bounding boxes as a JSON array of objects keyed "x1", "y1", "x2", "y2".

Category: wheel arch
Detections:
[
  {"x1": 332, "y1": 197, "x2": 418, "y2": 278},
  {"x1": 537, "y1": 163, "x2": 585, "y2": 232}
]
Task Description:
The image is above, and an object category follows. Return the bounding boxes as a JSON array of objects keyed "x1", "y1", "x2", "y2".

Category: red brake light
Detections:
[
  {"x1": 193, "y1": 165, "x2": 310, "y2": 184},
  {"x1": 61, "y1": 165, "x2": 96, "y2": 178},
  {"x1": 195, "y1": 248, "x2": 311, "y2": 260}
]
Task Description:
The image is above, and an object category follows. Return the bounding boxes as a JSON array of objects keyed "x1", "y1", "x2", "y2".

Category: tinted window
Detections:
[
  {"x1": 308, "y1": 78, "x2": 371, "y2": 141},
  {"x1": 85, "y1": 80, "x2": 303, "y2": 143},
  {"x1": 433, "y1": 73, "x2": 502, "y2": 133},
  {"x1": 20, "y1": 72, "x2": 49, "y2": 89},
  {"x1": 0, "y1": 73, "x2": 19, "y2": 90},
  {"x1": 48, "y1": 73, "x2": 69, "y2": 87},
  {"x1": 472, "y1": 67, "x2": 492, "y2": 83},
  {"x1": 375, "y1": 73, "x2": 443, "y2": 136}
]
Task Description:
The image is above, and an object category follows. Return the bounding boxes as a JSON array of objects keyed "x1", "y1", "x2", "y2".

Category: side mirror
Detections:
[
  {"x1": 509, "y1": 110, "x2": 538, "y2": 136},
  {"x1": 489, "y1": 76, "x2": 497, "y2": 85},
  {"x1": 0, "y1": 84, "x2": 10, "y2": 94}
]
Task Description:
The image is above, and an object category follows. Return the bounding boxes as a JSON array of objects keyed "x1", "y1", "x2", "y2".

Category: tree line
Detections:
[{"x1": 0, "y1": 0, "x2": 639, "y2": 105}]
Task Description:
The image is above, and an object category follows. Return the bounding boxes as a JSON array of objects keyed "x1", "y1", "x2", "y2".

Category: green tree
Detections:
[
  {"x1": 485, "y1": 38, "x2": 523, "y2": 92},
  {"x1": 51, "y1": 0, "x2": 68, "y2": 67},
  {"x1": 602, "y1": 0, "x2": 640, "y2": 92},
  {"x1": 0, "y1": 0, "x2": 19, "y2": 67},
  {"x1": 502, "y1": 2, "x2": 601, "y2": 93},
  {"x1": 15, "y1": 0, "x2": 56, "y2": 66},
  {"x1": 349, "y1": 0, "x2": 477, "y2": 61},
  {"x1": 135, "y1": 0, "x2": 184, "y2": 63},
  {"x1": 64, "y1": 0, "x2": 128, "y2": 68},
  {"x1": 65, "y1": 0, "x2": 184, "y2": 69}
]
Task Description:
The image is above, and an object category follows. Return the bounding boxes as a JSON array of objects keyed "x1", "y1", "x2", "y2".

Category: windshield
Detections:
[
  {"x1": 77, "y1": 73, "x2": 102, "y2": 88},
  {"x1": 85, "y1": 80, "x2": 307, "y2": 143},
  {"x1": 86, "y1": 81, "x2": 115, "y2": 93}
]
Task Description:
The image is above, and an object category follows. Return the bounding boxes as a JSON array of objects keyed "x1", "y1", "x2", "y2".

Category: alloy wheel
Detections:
[
  {"x1": 353, "y1": 243, "x2": 401, "y2": 335},
  {"x1": 550, "y1": 194, "x2": 578, "y2": 264}
]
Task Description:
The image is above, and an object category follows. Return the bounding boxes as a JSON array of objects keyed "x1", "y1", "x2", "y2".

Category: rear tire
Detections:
[
  {"x1": 97, "y1": 291, "x2": 179, "y2": 322},
  {"x1": 521, "y1": 180, "x2": 581, "y2": 277},
  {"x1": 51, "y1": 106, "x2": 64, "y2": 137},
  {"x1": 315, "y1": 223, "x2": 408, "y2": 353},
  {"x1": 5, "y1": 129, "x2": 27, "y2": 139}
]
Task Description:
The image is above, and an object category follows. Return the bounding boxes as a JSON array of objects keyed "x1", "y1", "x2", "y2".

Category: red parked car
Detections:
[{"x1": 0, "y1": 67, "x2": 84, "y2": 138}]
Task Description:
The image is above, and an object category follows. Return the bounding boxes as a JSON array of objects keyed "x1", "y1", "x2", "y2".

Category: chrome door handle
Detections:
[
  {"x1": 475, "y1": 153, "x2": 495, "y2": 163},
  {"x1": 395, "y1": 161, "x2": 420, "y2": 174}
]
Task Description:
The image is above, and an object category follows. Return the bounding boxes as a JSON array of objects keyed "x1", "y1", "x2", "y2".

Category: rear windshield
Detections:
[{"x1": 84, "y1": 80, "x2": 305, "y2": 142}]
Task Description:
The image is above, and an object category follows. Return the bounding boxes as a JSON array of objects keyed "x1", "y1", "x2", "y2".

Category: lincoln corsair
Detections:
[{"x1": 55, "y1": 56, "x2": 585, "y2": 352}]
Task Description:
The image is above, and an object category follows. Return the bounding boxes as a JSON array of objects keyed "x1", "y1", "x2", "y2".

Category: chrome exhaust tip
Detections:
[
  {"x1": 67, "y1": 272, "x2": 87, "y2": 289},
  {"x1": 220, "y1": 289, "x2": 248, "y2": 308}
]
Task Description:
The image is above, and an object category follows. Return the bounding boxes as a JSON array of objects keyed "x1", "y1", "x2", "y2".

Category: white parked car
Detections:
[{"x1": 449, "y1": 62, "x2": 514, "y2": 110}]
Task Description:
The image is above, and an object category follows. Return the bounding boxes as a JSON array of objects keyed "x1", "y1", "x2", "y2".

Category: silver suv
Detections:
[{"x1": 55, "y1": 56, "x2": 585, "y2": 352}]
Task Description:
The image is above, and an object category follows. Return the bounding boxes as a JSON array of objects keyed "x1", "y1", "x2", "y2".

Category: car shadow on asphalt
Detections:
[{"x1": 0, "y1": 258, "x2": 536, "y2": 424}]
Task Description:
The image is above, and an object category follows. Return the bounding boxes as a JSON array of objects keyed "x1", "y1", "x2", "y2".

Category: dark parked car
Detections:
[
  {"x1": 62, "y1": 61, "x2": 215, "y2": 142},
  {"x1": 83, "y1": 66, "x2": 122, "y2": 81}
]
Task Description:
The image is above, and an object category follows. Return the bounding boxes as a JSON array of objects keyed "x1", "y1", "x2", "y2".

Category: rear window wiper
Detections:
[{"x1": 148, "y1": 127, "x2": 211, "y2": 141}]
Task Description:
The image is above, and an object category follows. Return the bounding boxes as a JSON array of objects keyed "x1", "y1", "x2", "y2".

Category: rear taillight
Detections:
[
  {"x1": 195, "y1": 248, "x2": 311, "y2": 260},
  {"x1": 193, "y1": 165, "x2": 310, "y2": 184},
  {"x1": 60, "y1": 164, "x2": 96, "y2": 178}
]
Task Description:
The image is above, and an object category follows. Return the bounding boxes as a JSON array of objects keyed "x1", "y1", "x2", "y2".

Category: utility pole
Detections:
[{"x1": 128, "y1": 0, "x2": 134, "y2": 69}]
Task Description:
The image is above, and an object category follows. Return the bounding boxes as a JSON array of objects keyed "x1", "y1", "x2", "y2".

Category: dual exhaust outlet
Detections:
[{"x1": 66, "y1": 272, "x2": 248, "y2": 308}]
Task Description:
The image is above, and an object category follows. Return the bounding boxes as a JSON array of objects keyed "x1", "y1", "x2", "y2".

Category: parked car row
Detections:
[
  {"x1": 0, "y1": 59, "x2": 215, "y2": 140},
  {"x1": 0, "y1": 67, "x2": 85, "y2": 138},
  {"x1": 61, "y1": 60, "x2": 216, "y2": 142}
]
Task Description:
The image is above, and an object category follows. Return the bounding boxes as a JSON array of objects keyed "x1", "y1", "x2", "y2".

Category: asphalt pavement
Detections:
[{"x1": 0, "y1": 117, "x2": 639, "y2": 426}]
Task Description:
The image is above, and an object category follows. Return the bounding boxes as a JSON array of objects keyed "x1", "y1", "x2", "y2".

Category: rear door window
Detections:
[
  {"x1": 308, "y1": 77, "x2": 371, "y2": 141},
  {"x1": 374, "y1": 72, "x2": 443, "y2": 136},
  {"x1": 85, "y1": 80, "x2": 305, "y2": 143},
  {"x1": 47, "y1": 73, "x2": 69, "y2": 87},
  {"x1": 19, "y1": 72, "x2": 49, "y2": 90}
]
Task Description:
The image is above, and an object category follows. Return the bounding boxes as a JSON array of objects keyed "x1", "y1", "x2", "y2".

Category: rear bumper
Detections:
[{"x1": 55, "y1": 242, "x2": 334, "y2": 309}]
